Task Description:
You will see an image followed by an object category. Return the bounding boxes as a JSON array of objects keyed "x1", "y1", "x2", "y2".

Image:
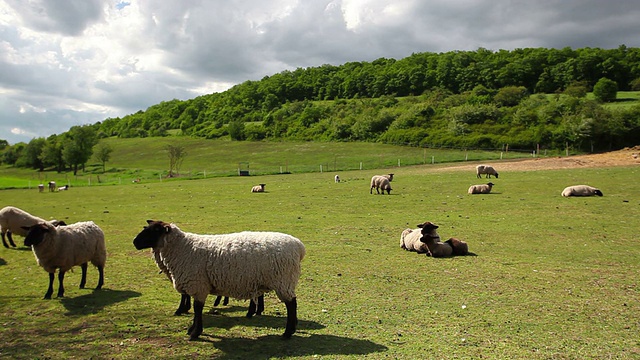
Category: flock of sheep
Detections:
[{"x1": 1, "y1": 163, "x2": 604, "y2": 341}]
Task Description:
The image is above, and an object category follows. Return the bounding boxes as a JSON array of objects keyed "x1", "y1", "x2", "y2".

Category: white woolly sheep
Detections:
[
  {"x1": 48, "y1": 181, "x2": 56, "y2": 192},
  {"x1": 561, "y1": 185, "x2": 603, "y2": 197},
  {"x1": 38, "y1": 184, "x2": 44, "y2": 192},
  {"x1": 400, "y1": 228, "x2": 432, "y2": 255},
  {"x1": 22, "y1": 221, "x2": 106, "y2": 299},
  {"x1": 58, "y1": 185, "x2": 69, "y2": 191},
  {"x1": 334, "y1": 175, "x2": 340, "y2": 183},
  {"x1": 468, "y1": 182, "x2": 495, "y2": 194},
  {"x1": 476, "y1": 165, "x2": 499, "y2": 179},
  {"x1": 370, "y1": 176, "x2": 393, "y2": 194},
  {"x1": 1, "y1": 206, "x2": 47, "y2": 248},
  {"x1": 133, "y1": 220, "x2": 306, "y2": 340},
  {"x1": 251, "y1": 184, "x2": 266, "y2": 193}
]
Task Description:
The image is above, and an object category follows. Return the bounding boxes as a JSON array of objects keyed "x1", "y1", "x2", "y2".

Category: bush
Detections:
[{"x1": 593, "y1": 78, "x2": 618, "y2": 102}]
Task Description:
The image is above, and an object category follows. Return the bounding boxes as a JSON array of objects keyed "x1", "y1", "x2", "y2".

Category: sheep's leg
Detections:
[
  {"x1": 96, "y1": 266, "x2": 104, "y2": 290},
  {"x1": 188, "y1": 299, "x2": 205, "y2": 340},
  {"x1": 6, "y1": 231, "x2": 17, "y2": 247},
  {"x1": 175, "y1": 294, "x2": 191, "y2": 315},
  {"x1": 213, "y1": 295, "x2": 222, "y2": 307},
  {"x1": 282, "y1": 297, "x2": 297, "y2": 339},
  {"x1": 1, "y1": 232, "x2": 9, "y2": 248},
  {"x1": 44, "y1": 272, "x2": 55, "y2": 299},
  {"x1": 223, "y1": 296, "x2": 229, "y2": 306},
  {"x1": 247, "y1": 299, "x2": 257, "y2": 318},
  {"x1": 79, "y1": 263, "x2": 88, "y2": 289},
  {"x1": 57, "y1": 271, "x2": 65, "y2": 298},
  {"x1": 256, "y1": 295, "x2": 264, "y2": 315}
]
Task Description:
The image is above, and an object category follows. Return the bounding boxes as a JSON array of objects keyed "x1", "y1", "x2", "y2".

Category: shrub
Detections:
[{"x1": 593, "y1": 78, "x2": 618, "y2": 102}]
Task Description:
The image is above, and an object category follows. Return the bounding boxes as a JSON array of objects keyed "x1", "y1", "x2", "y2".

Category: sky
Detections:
[{"x1": 1, "y1": 1, "x2": 640, "y2": 145}]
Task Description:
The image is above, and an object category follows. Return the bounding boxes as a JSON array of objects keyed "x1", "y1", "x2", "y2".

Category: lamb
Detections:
[
  {"x1": 561, "y1": 185, "x2": 603, "y2": 197},
  {"x1": 476, "y1": 165, "x2": 499, "y2": 179},
  {"x1": 468, "y1": 182, "x2": 494, "y2": 194},
  {"x1": 370, "y1": 175, "x2": 393, "y2": 194},
  {"x1": 444, "y1": 237, "x2": 469, "y2": 256},
  {"x1": 400, "y1": 228, "x2": 432, "y2": 255},
  {"x1": 1, "y1": 206, "x2": 47, "y2": 248},
  {"x1": 251, "y1": 184, "x2": 266, "y2": 193},
  {"x1": 133, "y1": 220, "x2": 306, "y2": 340},
  {"x1": 21, "y1": 221, "x2": 106, "y2": 299},
  {"x1": 415, "y1": 221, "x2": 454, "y2": 257}
]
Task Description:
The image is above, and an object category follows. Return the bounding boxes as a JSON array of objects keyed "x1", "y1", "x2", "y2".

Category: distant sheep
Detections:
[
  {"x1": 0, "y1": 206, "x2": 47, "y2": 248},
  {"x1": 48, "y1": 181, "x2": 56, "y2": 192},
  {"x1": 58, "y1": 185, "x2": 69, "y2": 191},
  {"x1": 22, "y1": 221, "x2": 106, "y2": 299},
  {"x1": 38, "y1": 184, "x2": 44, "y2": 192},
  {"x1": 476, "y1": 165, "x2": 499, "y2": 179},
  {"x1": 251, "y1": 184, "x2": 266, "y2": 193},
  {"x1": 334, "y1": 175, "x2": 340, "y2": 183},
  {"x1": 468, "y1": 182, "x2": 494, "y2": 194},
  {"x1": 370, "y1": 175, "x2": 393, "y2": 194},
  {"x1": 133, "y1": 220, "x2": 305, "y2": 340},
  {"x1": 561, "y1": 185, "x2": 603, "y2": 197}
]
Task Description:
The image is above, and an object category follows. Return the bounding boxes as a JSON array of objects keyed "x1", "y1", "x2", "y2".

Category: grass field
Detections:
[{"x1": 1, "y1": 158, "x2": 638, "y2": 359}]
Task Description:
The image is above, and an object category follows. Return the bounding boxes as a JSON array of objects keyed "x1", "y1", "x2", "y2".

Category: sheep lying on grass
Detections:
[
  {"x1": 400, "y1": 228, "x2": 432, "y2": 255},
  {"x1": 476, "y1": 165, "x2": 499, "y2": 179},
  {"x1": 133, "y1": 220, "x2": 305, "y2": 340},
  {"x1": 416, "y1": 222, "x2": 453, "y2": 258},
  {"x1": 1, "y1": 206, "x2": 48, "y2": 248},
  {"x1": 370, "y1": 175, "x2": 393, "y2": 194},
  {"x1": 444, "y1": 237, "x2": 469, "y2": 256},
  {"x1": 468, "y1": 182, "x2": 494, "y2": 194},
  {"x1": 22, "y1": 221, "x2": 106, "y2": 299},
  {"x1": 401, "y1": 222, "x2": 471, "y2": 258},
  {"x1": 561, "y1": 185, "x2": 603, "y2": 197},
  {"x1": 251, "y1": 184, "x2": 266, "y2": 193}
]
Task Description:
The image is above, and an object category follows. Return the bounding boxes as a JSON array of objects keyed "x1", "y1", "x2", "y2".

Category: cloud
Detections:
[{"x1": 1, "y1": 0, "x2": 639, "y2": 144}]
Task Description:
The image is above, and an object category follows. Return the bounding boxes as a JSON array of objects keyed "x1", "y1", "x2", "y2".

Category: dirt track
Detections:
[{"x1": 432, "y1": 146, "x2": 640, "y2": 172}]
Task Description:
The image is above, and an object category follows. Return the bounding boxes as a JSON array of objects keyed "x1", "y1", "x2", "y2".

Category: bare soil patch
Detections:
[{"x1": 433, "y1": 146, "x2": 640, "y2": 172}]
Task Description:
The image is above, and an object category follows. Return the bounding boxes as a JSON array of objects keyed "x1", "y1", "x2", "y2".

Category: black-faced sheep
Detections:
[
  {"x1": 251, "y1": 184, "x2": 266, "y2": 193},
  {"x1": 444, "y1": 237, "x2": 469, "y2": 256},
  {"x1": 561, "y1": 185, "x2": 603, "y2": 197},
  {"x1": 416, "y1": 222, "x2": 453, "y2": 257},
  {"x1": 468, "y1": 182, "x2": 494, "y2": 194},
  {"x1": 133, "y1": 220, "x2": 305, "y2": 340},
  {"x1": 1, "y1": 206, "x2": 47, "y2": 248},
  {"x1": 370, "y1": 176, "x2": 392, "y2": 194},
  {"x1": 48, "y1": 181, "x2": 56, "y2": 192},
  {"x1": 334, "y1": 175, "x2": 340, "y2": 183},
  {"x1": 476, "y1": 165, "x2": 499, "y2": 179},
  {"x1": 22, "y1": 221, "x2": 106, "y2": 299},
  {"x1": 400, "y1": 228, "x2": 432, "y2": 255}
]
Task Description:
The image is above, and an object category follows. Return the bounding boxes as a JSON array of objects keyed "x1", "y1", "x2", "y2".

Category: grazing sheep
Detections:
[
  {"x1": 468, "y1": 182, "x2": 494, "y2": 194},
  {"x1": 561, "y1": 185, "x2": 603, "y2": 197},
  {"x1": 476, "y1": 165, "x2": 499, "y2": 179},
  {"x1": 251, "y1": 184, "x2": 266, "y2": 193},
  {"x1": 400, "y1": 228, "x2": 432, "y2": 255},
  {"x1": 133, "y1": 220, "x2": 305, "y2": 340},
  {"x1": 48, "y1": 181, "x2": 56, "y2": 192},
  {"x1": 444, "y1": 237, "x2": 469, "y2": 256},
  {"x1": 22, "y1": 221, "x2": 106, "y2": 299},
  {"x1": 38, "y1": 184, "x2": 44, "y2": 192},
  {"x1": 0, "y1": 206, "x2": 47, "y2": 248},
  {"x1": 370, "y1": 176, "x2": 393, "y2": 194},
  {"x1": 334, "y1": 175, "x2": 340, "y2": 183}
]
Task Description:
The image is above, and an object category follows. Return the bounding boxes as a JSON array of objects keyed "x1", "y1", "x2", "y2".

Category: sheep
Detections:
[
  {"x1": 38, "y1": 184, "x2": 44, "y2": 192},
  {"x1": 400, "y1": 228, "x2": 432, "y2": 255},
  {"x1": 468, "y1": 182, "x2": 494, "y2": 194},
  {"x1": 153, "y1": 248, "x2": 264, "y2": 318},
  {"x1": 476, "y1": 165, "x2": 499, "y2": 179},
  {"x1": 251, "y1": 184, "x2": 266, "y2": 193},
  {"x1": 133, "y1": 220, "x2": 306, "y2": 340},
  {"x1": 416, "y1": 221, "x2": 453, "y2": 257},
  {"x1": 58, "y1": 185, "x2": 69, "y2": 191},
  {"x1": 21, "y1": 221, "x2": 106, "y2": 299},
  {"x1": 334, "y1": 175, "x2": 340, "y2": 183},
  {"x1": 561, "y1": 185, "x2": 603, "y2": 197},
  {"x1": 444, "y1": 237, "x2": 469, "y2": 256},
  {"x1": 48, "y1": 181, "x2": 56, "y2": 192},
  {"x1": 370, "y1": 176, "x2": 392, "y2": 194},
  {"x1": 0, "y1": 206, "x2": 47, "y2": 248}
]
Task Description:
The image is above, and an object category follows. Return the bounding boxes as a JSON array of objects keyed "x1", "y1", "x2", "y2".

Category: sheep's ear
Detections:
[
  {"x1": 416, "y1": 223, "x2": 424, "y2": 228},
  {"x1": 146, "y1": 219, "x2": 154, "y2": 225}
]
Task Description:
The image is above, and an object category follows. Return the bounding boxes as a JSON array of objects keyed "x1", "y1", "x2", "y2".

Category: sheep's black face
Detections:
[
  {"x1": 133, "y1": 220, "x2": 170, "y2": 250},
  {"x1": 595, "y1": 190, "x2": 603, "y2": 196},
  {"x1": 22, "y1": 223, "x2": 49, "y2": 247}
]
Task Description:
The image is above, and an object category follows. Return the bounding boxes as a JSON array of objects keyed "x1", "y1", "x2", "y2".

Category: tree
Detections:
[
  {"x1": 593, "y1": 78, "x2": 618, "y2": 103},
  {"x1": 18, "y1": 138, "x2": 46, "y2": 170},
  {"x1": 94, "y1": 142, "x2": 113, "y2": 173},
  {"x1": 63, "y1": 125, "x2": 98, "y2": 175},
  {"x1": 166, "y1": 144, "x2": 187, "y2": 177},
  {"x1": 40, "y1": 135, "x2": 65, "y2": 172}
]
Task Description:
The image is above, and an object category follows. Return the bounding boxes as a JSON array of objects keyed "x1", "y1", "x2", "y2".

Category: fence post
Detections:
[{"x1": 432, "y1": 156, "x2": 435, "y2": 164}]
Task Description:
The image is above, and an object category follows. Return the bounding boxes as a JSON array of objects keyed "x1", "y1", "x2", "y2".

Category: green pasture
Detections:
[
  {"x1": 0, "y1": 163, "x2": 639, "y2": 359},
  {"x1": 0, "y1": 139, "x2": 544, "y2": 190}
]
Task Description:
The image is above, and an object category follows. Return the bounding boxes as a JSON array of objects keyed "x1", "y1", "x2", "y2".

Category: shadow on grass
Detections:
[
  {"x1": 0, "y1": 257, "x2": 6, "y2": 266},
  {"x1": 61, "y1": 288, "x2": 141, "y2": 316},
  {"x1": 207, "y1": 333, "x2": 388, "y2": 359}
]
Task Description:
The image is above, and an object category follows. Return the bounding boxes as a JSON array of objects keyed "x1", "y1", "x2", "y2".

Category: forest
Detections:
[{"x1": 2, "y1": 46, "x2": 640, "y2": 172}]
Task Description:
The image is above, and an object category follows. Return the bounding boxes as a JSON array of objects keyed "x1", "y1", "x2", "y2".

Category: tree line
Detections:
[{"x1": 2, "y1": 46, "x2": 640, "y2": 171}]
